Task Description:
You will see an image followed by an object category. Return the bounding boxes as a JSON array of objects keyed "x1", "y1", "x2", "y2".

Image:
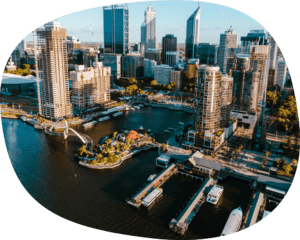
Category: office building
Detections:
[
  {"x1": 170, "y1": 70, "x2": 182, "y2": 90},
  {"x1": 121, "y1": 54, "x2": 144, "y2": 79},
  {"x1": 196, "y1": 43, "x2": 218, "y2": 65},
  {"x1": 36, "y1": 21, "x2": 72, "y2": 119},
  {"x1": 217, "y1": 29, "x2": 238, "y2": 74},
  {"x1": 220, "y1": 75, "x2": 233, "y2": 128},
  {"x1": 141, "y1": 3, "x2": 157, "y2": 57},
  {"x1": 166, "y1": 51, "x2": 179, "y2": 67},
  {"x1": 103, "y1": 4, "x2": 129, "y2": 54},
  {"x1": 162, "y1": 34, "x2": 177, "y2": 64},
  {"x1": 69, "y1": 63, "x2": 111, "y2": 110},
  {"x1": 241, "y1": 30, "x2": 269, "y2": 48},
  {"x1": 154, "y1": 64, "x2": 172, "y2": 85},
  {"x1": 102, "y1": 53, "x2": 122, "y2": 84},
  {"x1": 274, "y1": 58, "x2": 287, "y2": 90},
  {"x1": 67, "y1": 36, "x2": 81, "y2": 51},
  {"x1": 144, "y1": 58, "x2": 156, "y2": 78},
  {"x1": 83, "y1": 48, "x2": 96, "y2": 68},
  {"x1": 225, "y1": 47, "x2": 242, "y2": 73},
  {"x1": 68, "y1": 49, "x2": 83, "y2": 72},
  {"x1": 268, "y1": 34, "x2": 277, "y2": 70},
  {"x1": 231, "y1": 54, "x2": 259, "y2": 113},
  {"x1": 185, "y1": 6, "x2": 201, "y2": 59},
  {"x1": 145, "y1": 48, "x2": 161, "y2": 65}
]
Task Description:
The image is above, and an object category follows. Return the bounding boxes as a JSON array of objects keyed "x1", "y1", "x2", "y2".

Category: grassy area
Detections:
[{"x1": 1, "y1": 112, "x2": 22, "y2": 118}]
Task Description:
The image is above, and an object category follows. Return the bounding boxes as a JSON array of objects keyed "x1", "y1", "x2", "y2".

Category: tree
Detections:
[
  {"x1": 167, "y1": 85, "x2": 172, "y2": 91},
  {"x1": 21, "y1": 63, "x2": 30, "y2": 70},
  {"x1": 266, "y1": 91, "x2": 278, "y2": 108},
  {"x1": 291, "y1": 159, "x2": 298, "y2": 166},
  {"x1": 287, "y1": 135, "x2": 292, "y2": 149},
  {"x1": 284, "y1": 164, "x2": 293, "y2": 175},
  {"x1": 190, "y1": 88, "x2": 193, "y2": 93},
  {"x1": 150, "y1": 80, "x2": 158, "y2": 86},
  {"x1": 113, "y1": 132, "x2": 118, "y2": 139},
  {"x1": 125, "y1": 138, "x2": 130, "y2": 144}
]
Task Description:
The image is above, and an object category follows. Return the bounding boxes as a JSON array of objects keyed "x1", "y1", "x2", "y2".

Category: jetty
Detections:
[
  {"x1": 127, "y1": 163, "x2": 177, "y2": 208},
  {"x1": 169, "y1": 177, "x2": 216, "y2": 235}
]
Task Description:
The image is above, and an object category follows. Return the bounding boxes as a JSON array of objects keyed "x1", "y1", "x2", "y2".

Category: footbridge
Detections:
[{"x1": 45, "y1": 118, "x2": 93, "y2": 149}]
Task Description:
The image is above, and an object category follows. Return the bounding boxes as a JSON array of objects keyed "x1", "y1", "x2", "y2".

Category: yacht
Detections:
[
  {"x1": 83, "y1": 120, "x2": 97, "y2": 128},
  {"x1": 221, "y1": 207, "x2": 243, "y2": 236},
  {"x1": 112, "y1": 112, "x2": 123, "y2": 117},
  {"x1": 147, "y1": 174, "x2": 157, "y2": 181},
  {"x1": 206, "y1": 185, "x2": 224, "y2": 205},
  {"x1": 98, "y1": 116, "x2": 110, "y2": 122}
]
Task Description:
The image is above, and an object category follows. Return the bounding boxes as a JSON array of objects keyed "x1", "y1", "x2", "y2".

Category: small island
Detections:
[{"x1": 75, "y1": 129, "x2": 157, "y2": 169}]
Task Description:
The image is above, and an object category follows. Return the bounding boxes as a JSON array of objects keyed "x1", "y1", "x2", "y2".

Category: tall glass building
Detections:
[
  {"x1": 185, "y1": 6, "x2": 201, "y2": 59},
  {"x1": 103, "y1": 4, "x2": 129, "y2": 54}
]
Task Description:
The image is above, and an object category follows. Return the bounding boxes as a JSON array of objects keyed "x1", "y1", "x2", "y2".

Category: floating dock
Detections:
[
  {"x1": 127, "y1": 163, "x2": 177, "y2": 208},
  {"x1": 169, "y1": 177, "x2": 215, "y2": 235}
]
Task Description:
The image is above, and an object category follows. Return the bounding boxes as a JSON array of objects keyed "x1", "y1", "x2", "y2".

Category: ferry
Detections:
[
  {"x1": 142, "y1": 188, "x2": 163, "y2": 207},
  {"x1": 98, "y1": 116, "x2": 110, "y2": 122},
  {"x1": 112, "y1": 112, "x2": 123, "y2": 117},
  {"x1": 206, "y1": 185, "x2": 224, "y2": 205},
  {"x1": 83, "y1": 120, "x2": 97, "y2": 128},
  {"x1": 147, "y1": 174, "x2": 157, "y2": 181},
  {"x1": 221, "y1": 207, "x2": 243, "y2": 236}
]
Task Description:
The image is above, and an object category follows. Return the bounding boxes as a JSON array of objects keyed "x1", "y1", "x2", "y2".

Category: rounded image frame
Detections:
[{"x1": 0, "y1": 0, "x2": 300, "y2": 240}]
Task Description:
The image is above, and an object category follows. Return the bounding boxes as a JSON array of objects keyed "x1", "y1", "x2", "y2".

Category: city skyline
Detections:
[{"x1": 22, "y1": 1, "x2": 264, "y2": 45}]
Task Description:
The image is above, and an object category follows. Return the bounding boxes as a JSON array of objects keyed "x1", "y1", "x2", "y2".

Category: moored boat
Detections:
[
  {"x1": 206, "y1": 185, "x2": 224, "y2": 205},
  {"x1": 221, "y1": 207, "x2": 243, "y2": 236},
  {"x1": 113, "y1": 112, "x2": 123, "y2": 117},
  {"x1": 98, "y1": 116, "x2": 110, "y2": 122}
]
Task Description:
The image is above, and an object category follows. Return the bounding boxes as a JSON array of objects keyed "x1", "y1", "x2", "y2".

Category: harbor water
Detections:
[{"x1": 2, "y1": 107, "x2": 253, "y2": 239}]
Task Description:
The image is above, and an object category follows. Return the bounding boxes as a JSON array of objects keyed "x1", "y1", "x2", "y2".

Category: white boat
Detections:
[
  {"x1": 139, "y1": 104, "x2": 144, "y2": 107},
  {"x1": 82, "y1": 116, "x2": 92, "y2": 122},
  {"x1": 83, "y1": 120, "x2": 97, "y2": 128},
  {"x1": 142, "y1": 188, "x2": 163, "y2": 207},
  {"x1": 113, "y1": 112, "x2": 123, "y2": 117},
  {"x1": 21, "y1": 116, "x2": 27, "y2": 122},
  {"x1": 134, "y1": 106, "x2": 140, "y2": 110},
  {"x1": 98, "y1": 116, "x2": 110, "y2": 122},
  {"x1": 221, "y1": 207, "x2": 243, "y2": 236},
  {"x1": 147, "y1": 174, "x2": 157, "y2": 181},
  {"x1": 179, "y1": 122, "x2": 184, "y2": 125},
  {"x1": 206, "y1": 185, "x2": 224, "y2": 205},
  {"x1": 131, "y1": 107, "x2": 135, "y2": 110}
]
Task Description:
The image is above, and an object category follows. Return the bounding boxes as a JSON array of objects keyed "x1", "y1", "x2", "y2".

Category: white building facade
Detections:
[{"x1": 154, "y1": 64, "x2": 172, "y2": 85}]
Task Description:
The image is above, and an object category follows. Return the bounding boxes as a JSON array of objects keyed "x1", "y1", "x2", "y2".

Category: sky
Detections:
[{"x1": 23, "y1": 0, "x2": 264, "y2": 44}]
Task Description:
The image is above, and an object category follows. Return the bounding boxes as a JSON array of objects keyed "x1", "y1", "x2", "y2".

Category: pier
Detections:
[
  {"x1": 127, "y1": 163, "x2": 177, "y2": 208},
  {"x1": 169, "y1": 177, "x2": 216, "y2": 235}
]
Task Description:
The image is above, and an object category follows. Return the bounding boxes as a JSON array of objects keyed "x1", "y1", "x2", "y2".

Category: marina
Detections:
[{"x1": 83, "y1": 120, "x2": 97, "y2": 128}]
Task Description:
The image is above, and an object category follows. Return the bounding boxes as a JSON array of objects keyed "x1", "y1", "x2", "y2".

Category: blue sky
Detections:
[{"x1": 24, "y1": 0, "x2": 264, "y2": 44}]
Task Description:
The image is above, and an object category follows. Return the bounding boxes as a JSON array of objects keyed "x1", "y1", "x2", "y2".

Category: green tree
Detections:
[
  {"x1": 266, "y1": 91, "x2": 278, "y2": 108},
  {"x1": 125, "y1": 138, "x2": 131, "y2": 144},
  {"x1": 167, "y1": 85, "x2": 172, "y2": 91},
  {"x1": 21, "y1": 63, "x2": 30, "y2": 70},
  {"x1": 284, "y1": 164, "x2": 293, "y2": 175}
]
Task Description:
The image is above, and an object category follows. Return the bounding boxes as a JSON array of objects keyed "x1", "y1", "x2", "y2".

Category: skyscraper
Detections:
[
  {"x1": 103, "y1": 4, "x2": 129, "y2": 54},
  {"x1": 141, "y1": 3, "x2": 157, "y2": 57},
  {"x1": 268, "y1": 34, "x2": 277, "y2": 70},
  {"x1": 196, "y1": 43, "x2": 218, "y2": 65},
  {"x1": 217, "y1": 29, "x2": 238, "y2": 74},
  {"x1": 162, "y1": 34, "x2": 177, "y2": 64},
  {"x1": 220, "y1": 75, "x2": 233, "y2": 128},
  {"x1": 36, "y1": 21, "x2": 72, "y2": 119},
  {"x1": 274, "y1": 58, "x2": 287, "y2": 90},
  {"x1": 185, "y1": 6, "x2": 201, "y2": 59},
  {"x1": 121, "y1": 53, "x2": 144, "y2": 79}
]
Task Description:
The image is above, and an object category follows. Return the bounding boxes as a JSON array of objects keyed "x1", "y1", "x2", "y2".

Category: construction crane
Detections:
[
  {"x1": 90, "y1": 24, "x2": 99, "y2": 64},
  {"x1": 218, "y1": 5, "x2": 228, "y2": 30}
]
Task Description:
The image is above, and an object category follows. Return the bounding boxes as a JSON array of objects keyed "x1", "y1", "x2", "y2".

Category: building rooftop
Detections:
[
  {"x1": 257, "y1": 174, "x2": 292, "y2": 191},
  {"x1": 188, "y1": 151, "x2": 222, "y2": 171},
  {"x1": 1, "y1": 73, "x2": 37, "y2": 85}
]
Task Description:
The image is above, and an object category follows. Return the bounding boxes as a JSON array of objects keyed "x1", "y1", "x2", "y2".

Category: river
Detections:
[{"x1": 2, "y1": 107, "x2": 253, "y2": 239}]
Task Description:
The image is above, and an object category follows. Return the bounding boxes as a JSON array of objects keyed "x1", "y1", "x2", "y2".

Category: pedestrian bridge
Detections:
[{"x1": 45, "y1": 118, "x2": 93, "y2": 148}]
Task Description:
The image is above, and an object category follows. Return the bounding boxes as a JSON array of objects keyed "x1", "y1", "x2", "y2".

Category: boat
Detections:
[
  {"x1": 112, "y1": 112, "x2": 123, "y2": 117},
  {"x1": 134, "y1": 106, "x2": 140, "y2": 110},
  {"x1": 142, "y1": 188, "x2": 163, "y2": 207},
  {"x1": 21, "y1": 116, "x2": 27, "y2": 122},
  {"x1": 147, "y1": 174, "x2": 157, "y2": 181},
  {"x1": 82, "y1": 116, "x2": 92, "y2": 122},
  {"x1": 83, "y1": 120, "x2": 97, "y2": 128},
  {"x1": 139, "y1": 104, "x2": 144, "y2": 107},
  {"x1": 165, "y1": 127, "x2": 176, "y2": 133},
  {"x1": 179, "y1": 122, "x2": 184, "y2": 125},
  {"x1": 206, "y1": 185, "x2": 224, "y2": 205},
  {"x1": 98, "y1": 116, "x2": 110, "y2": 122},
  {"x1": 131, "y1": 107, "x2": 135, "y2": 110},
  {"x1": 164, "y1": 130, "x2": 171, "y2": 133},
  {"x1": 221, "y1": 207, "x2": 243, "y2": 236}
]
